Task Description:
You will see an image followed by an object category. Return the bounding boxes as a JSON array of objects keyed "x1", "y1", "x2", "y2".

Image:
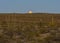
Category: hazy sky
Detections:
[{"x1": 0, "y1": 0, "x2": 60, "y2": 13}]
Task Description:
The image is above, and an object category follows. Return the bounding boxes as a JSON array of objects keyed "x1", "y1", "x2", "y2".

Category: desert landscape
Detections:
[{"x1": 0, "y1": 13, "x2": 60, "y2": 43}]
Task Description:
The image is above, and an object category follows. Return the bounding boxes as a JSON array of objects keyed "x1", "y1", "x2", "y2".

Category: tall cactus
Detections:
[{"x1": 49, "y1": 16, "x2": 56, "y2": 27}]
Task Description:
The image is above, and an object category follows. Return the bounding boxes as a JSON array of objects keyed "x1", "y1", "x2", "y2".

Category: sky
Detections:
[{"x1": 0, "y1": 0, "x2": 60, "y2": 13}]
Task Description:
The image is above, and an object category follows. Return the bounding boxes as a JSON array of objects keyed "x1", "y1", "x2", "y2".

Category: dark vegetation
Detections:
[{"x1": 0, "y1": 13, "x2": 60, "y2": 43}]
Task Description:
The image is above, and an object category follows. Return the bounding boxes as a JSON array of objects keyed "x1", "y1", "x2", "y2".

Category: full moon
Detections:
[{"x1": 28, "y1": 11, "x2": 32, "y2": 14}]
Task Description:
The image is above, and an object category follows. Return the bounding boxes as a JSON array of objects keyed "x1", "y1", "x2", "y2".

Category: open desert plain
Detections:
[{"x1": 0, "y1": 13, "x2": 60, "y2": 43}]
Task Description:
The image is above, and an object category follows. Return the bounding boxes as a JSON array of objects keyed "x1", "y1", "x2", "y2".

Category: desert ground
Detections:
[{"x1": 0, "y1": 13, "x2": 60, "y2": 43}]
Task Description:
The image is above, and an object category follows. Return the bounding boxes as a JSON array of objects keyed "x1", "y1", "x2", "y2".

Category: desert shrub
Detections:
[{"x1": 0, "y1": 20, "x2": 60, "y2": 43}]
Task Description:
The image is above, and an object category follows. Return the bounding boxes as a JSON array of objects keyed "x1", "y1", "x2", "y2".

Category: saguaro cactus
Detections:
[{"x1": 49, "y1": 16, "x2": 56, "y2": 27}]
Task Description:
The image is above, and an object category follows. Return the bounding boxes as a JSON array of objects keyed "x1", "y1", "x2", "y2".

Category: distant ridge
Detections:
[{"x1": 0, "y1": 13, "x2": 60, "y2": 14}]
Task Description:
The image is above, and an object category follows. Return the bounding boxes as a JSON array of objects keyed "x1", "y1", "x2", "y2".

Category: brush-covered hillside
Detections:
[{"x1": 0, "y1": 13, "x2": 60, "y2": 43}]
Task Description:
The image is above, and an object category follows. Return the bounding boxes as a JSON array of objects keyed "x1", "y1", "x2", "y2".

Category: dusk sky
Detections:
[{"x1": 0, "y1": 0, "x2": 60, "y2": 13}]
